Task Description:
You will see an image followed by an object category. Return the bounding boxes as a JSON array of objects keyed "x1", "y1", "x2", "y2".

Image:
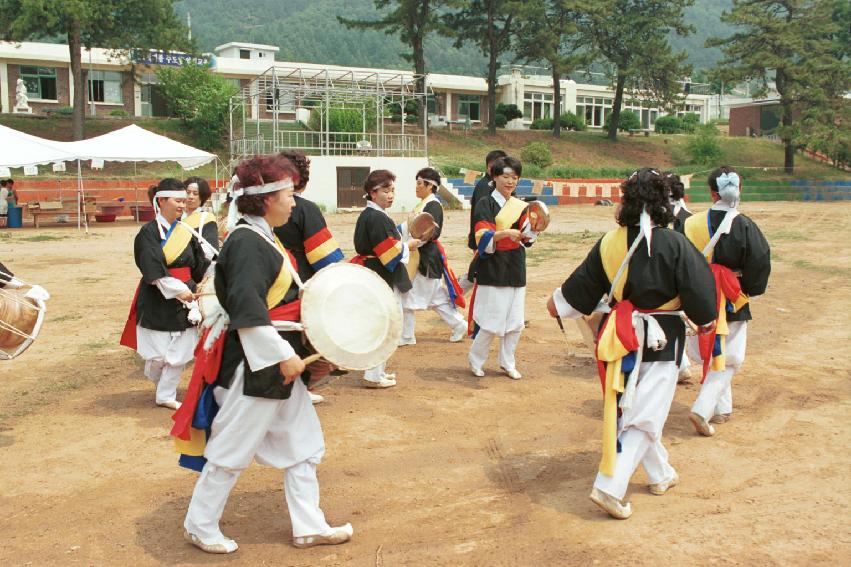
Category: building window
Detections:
[
  {"x1": 457, "y1": 94, "x2": 480, "y2": 121},
  {"x1": 677, "y1": 104, "x2": 702, "y2": 118},
  {"x1": 575, "y1": 96, "x2": 612, "y2": 128},
  {"x1": 426, "y1": 94, "x2": 436, "y2": 115},
  {"x1": 87, "y1": 70, "x2": 123, "y2": 104},
  {"x1": 239, "y1": 49, "x2": 250, "y2": 59},
  {"x1": 20, "y1": 66, "x2": 57, "y2": 100},
  {"x1": 523, "y1": 91, "x2": 553, "y2": 122}
]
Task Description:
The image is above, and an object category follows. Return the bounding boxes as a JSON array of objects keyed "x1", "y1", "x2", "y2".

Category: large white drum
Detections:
[
  {"x1": 300, "y1": 263, "x2": 401, "y2": 370},
  {"x1": 0, "y1": 287, "x2": 46, "y2": 360}
]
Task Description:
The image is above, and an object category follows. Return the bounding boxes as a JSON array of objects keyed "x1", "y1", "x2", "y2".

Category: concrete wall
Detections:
[{"x1": 302, "y1": 155, "x2": 429, "y2": 213}]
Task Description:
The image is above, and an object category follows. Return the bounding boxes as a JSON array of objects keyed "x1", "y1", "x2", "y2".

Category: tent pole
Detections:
[
  {"x1": 76, "y1": 160, "x2": 81, "y2": 231},
  {"x1": 134, "y1": 162, "x2": 139, "y2": 223}
]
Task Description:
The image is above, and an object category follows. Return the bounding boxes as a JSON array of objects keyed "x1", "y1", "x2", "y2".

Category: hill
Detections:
[{"x1": 174, "y1": 0, "x2": 735, "y2": 76}]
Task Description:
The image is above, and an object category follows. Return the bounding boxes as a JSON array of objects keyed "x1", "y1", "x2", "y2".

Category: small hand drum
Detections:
[
  {"x1": 526, "y1": 200, "x2": 550, "y2": 232},
  {"x1": 408, "y1": 211, "x2": 438, "y2": 241}
]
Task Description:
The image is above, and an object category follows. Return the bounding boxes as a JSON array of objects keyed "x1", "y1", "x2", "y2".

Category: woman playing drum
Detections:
[
  {"x1": 174, "y1": 153, "x2": 352, "y2": 554},
  {"x1": 119, "y1": 178, "x2": 209, "y2": 409},
  {"x1": 182, "y1": 176, "x2": 219, "y2": 261}
]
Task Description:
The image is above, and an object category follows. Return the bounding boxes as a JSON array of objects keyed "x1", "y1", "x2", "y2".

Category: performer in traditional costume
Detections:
[
  {"x1": 273, "y1": 151, "x2": 344, "y2": 282},
  {"x1": 460, "y1": 150, "x2": 508, "y2": 293},
  {"x1": 547, "y1": 168, "x2": 717, "y2": 519},
  {"x1": 273, "y1": 151, "x2": 345, "y2": 403},
  {"x1": 352, "y1": 169, "x2": 419, "y2": 388},
  {"x1": 399, "y1": 167, "x2": 467, "y2": 345},
  {"x1": 665, "y1": 172, "x2": 691, "y2": 234},
  {"x1": 684, "y1": 167, "x2": 771, "y2": 436},
  {"x1": 182, "y1": 176, "x2": 219, "y2": 261},
  {"x1": 120, "y1": 179, "x2": 208, "y2": 409},
  {"x1": 174, "y1": 154, "x2": 352, "y2": 554},
  {"x1": 468, "y1": 156, "x2": 536, "y2": 380}
]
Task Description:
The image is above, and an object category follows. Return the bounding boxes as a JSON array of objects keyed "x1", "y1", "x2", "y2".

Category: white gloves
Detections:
[{"x1": 24, "y1": 285, "x2": 50, "y2": 302}]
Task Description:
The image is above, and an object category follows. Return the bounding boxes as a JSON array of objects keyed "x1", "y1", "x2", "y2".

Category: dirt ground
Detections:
[{"x1": 1, "y1": 202, "x2": 849, "y2": 566}]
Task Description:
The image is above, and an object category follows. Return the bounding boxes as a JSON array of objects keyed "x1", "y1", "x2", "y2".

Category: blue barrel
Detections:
[{"x1": 6, "y1": 206, "x2": 23, "y2": 228}]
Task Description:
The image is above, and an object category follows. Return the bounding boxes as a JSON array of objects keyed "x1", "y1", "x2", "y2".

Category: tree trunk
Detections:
[
  {"x1": 607, "y1": 71, "x2": 626, "y2": 141},
  {"x1": 414, "y1": 1, "x2": 428, "y2": 131},
  {"x1": 68, "y1": 20, "x2": 85, "y2": 141},
  {"x1": 782, "y1": 102, "x2": 795, "y2": 174},
  {"x1": 551, "y1": 64, "x2": 561, "y2": 138},
  {"x1": 487, "y1": 49, "x2": 497, "y2": 135}
]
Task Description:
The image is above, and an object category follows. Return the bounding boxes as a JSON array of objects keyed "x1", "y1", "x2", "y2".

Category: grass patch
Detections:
[
  {"x1": 76, "y1": 276, "x2": 105, "y2": 284},
  {"x1": 764, "y1": 229, "x2": 811, "y2": 242},
  {"x1": 82, "y1": 339, "x2": 113, "y2": 351},
  {"x1": 41, "y1": 379, "x2": 81, "y2": 393},
  {"x1": 51, "y1": 313, "x2": 83, "y2": 322},
  {"x1": 18, "y1": 234, "x2": 68, "y2": 242}
]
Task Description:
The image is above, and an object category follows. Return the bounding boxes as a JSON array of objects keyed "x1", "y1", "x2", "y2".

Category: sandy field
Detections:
[{"x1": 1, "y1": 202, "x2": 849, "y2": 566}]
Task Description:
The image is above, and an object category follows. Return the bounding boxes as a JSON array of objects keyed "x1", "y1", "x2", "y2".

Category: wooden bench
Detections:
[
  {"x1": 27, "y1": 201, "x2": 97, "y2": 228},
  {"x1": 628, "y1": 129, "x2": 652, "y2": 137}
]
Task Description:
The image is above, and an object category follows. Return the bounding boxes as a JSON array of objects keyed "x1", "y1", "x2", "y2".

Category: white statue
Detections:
[{"x1": 15, "y1": 78, "x2": 30, "y2": 110}]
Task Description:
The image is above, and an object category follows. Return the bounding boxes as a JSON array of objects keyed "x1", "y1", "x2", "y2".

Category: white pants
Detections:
[
  {"x1": 459, "y1": 272, "x2": 475, "y2": 294},
  {"x1": 363, "y1": 361, "x2": 387, "y2": 383},
  {"x1": 691, "y1": 321, "x2": 747, "y2": 420},
  {"x1": 594, "y1": 361, "x2": 678, "y2": 500},
  {"x1": 136, "y1": 325, "x2": 196, "y2": 404},
  {"x1": 184, "y1": 365, "x2": 331, "y2": 541},
  {"x1": 401, "y1": 273, "x2": 465, "y2": 340},
  {"x1": 468, "y1": 329, "x2": 521, "y2": 373}
]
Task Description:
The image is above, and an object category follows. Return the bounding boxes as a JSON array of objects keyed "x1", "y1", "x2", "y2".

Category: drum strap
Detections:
[{"x1": 178, "y1": 219, "x2": 218, "y2": 259}]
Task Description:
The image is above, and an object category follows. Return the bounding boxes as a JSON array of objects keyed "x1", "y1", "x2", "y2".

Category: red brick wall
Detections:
[{"x1": 729, "y1": 105, "x2": 761, "y2": 137}]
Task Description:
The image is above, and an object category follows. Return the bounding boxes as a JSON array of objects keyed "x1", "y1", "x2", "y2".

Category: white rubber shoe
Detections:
[
  {"x1": 689, "y1": 412, "x2": 716, "y2": 437},
  {"x1": 184, "y1": 530, "x2": 238, "y2": 554},
  {"x1": 309, "y1": 391, "x2": 324, "y2": 405},
  {"x1": 450, "y1": 324, "x2": 467, "y2": 343},
  {"x1": 398, "y1": 337, "x2": 417, "y2": 346},
  {"x1": 362, "y1": 376, "x2": 396, "y2": 389},
  {"x1": 157, "y1": 400, "x2": 181, "y2": 410},
  {"x1": 649, "y1": 471, "x2": 679, "y2": 495},
  {"x1": 293, "y1": 523, "x2": 353, "y2": 548},
  {"x1": 589, "y1": 487, "x2": 632, "y2": 519},
  {"x1": 501, "y1": 367, "x2": 522, "y2": 380}
]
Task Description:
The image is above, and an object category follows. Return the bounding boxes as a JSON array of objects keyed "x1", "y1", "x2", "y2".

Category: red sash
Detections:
[
  {"x1": 170, "y1": 300, "x2": 301, "y2": 441},
  {"x1": 119, "y1": 266, "x2": 192, "y2": 350},
  {"x1": 698, "y1": 264, "x2": 745, "y2": 382}
]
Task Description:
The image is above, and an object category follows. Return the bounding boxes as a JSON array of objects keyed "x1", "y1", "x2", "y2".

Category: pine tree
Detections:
[
  {"x1": 581, "y1": 0, "x2": 694, "y2": 141},
  {"x1": 513, "y1": 0, "x2": 591, "y2": 138},
  {"x1": 339, "y1": 1, "x2": 441, "y2": 129},
  {"x1": 442, "y1": 0, "x2": 522, "y2": 135},
  {"x1": 709, "y1": 0, "x2": 849, "y2": 173},
  {"x1": 0, "y1": 0, "x2": 191, "y2": 140}
]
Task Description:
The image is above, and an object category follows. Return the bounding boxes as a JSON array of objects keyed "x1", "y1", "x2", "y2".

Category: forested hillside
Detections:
[{"x1": 174, "y1": 0, "x2": 734, "y2": 75}]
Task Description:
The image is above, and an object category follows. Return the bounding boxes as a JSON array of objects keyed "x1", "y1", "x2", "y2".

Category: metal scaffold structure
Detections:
[{"x1": 229, "y1": 64, "x2": 430, "y2": 164}]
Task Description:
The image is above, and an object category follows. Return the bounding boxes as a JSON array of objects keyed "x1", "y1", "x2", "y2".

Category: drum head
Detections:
[
  {"x1": 408, "y1": 211, "x2": 438, "y2": 240},
  {"x1": 527, "y1": 200, "x2": 550, "y2": 232},
  {"x1": 300, "y1": 263, "x2": 401, "y2": 370}
]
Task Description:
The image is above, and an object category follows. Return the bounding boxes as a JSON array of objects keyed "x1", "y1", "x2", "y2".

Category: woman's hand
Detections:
[
  {"x1": 697, "y1": 321, "x2": 717, "y2": 335},
  {"x1": 407, "y1": 238, "x2": 422, "y2": 249},
  {"x1": 494, "y1": 229, "x2": 521, "y2": 242},
  {"x1": 176, "y1": 291, "x2": 194, "y2": 303},
  {"x1": 306, "y1": 359, "x2": 333, "y2": 382},
  {"x1": 279, "y1": 354, "x2": 306, "y2": 384}
]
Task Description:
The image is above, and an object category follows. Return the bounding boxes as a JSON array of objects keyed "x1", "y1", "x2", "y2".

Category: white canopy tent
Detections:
[
  {"x1": 0, "y1": 124, "x2": 218, "y2": 230},
  {"x1": 0, "y1": 124, "x2": 77, "y2": 168}
]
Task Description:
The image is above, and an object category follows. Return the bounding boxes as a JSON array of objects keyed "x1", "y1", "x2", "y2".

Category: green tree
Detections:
[
  {"x1": 513, "y1": 0, "x2": 591, "y2": 138},
  {"x1": 708, "y1": 0, "x2": 848, "y2": 173},
  {"x1": 0, "y1": 0, "x2": 191, "y2": 140},
  {"x1": 443, "y1": 0, "x2": 521, "y2": 135},
  {"x1": 156, "y1": 64, "x2": 237, "y2": 150},
  {"x1": 581, "y1": 0, "x2": 694, "y2": 141},
  {"x1": 339, "y1": 1, "x2": 442, "y2": 129}
]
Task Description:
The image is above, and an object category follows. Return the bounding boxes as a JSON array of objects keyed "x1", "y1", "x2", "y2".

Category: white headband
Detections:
[
  {"x1": 501, "y1": 167, "x2": 516, "y2": 175},
  {"x1": 417, "y1": 177, "x2": 439, "y2": 188},
  {"x1": 156, "y1": 190, "x2": 187, "y2": 199},
  {"x1": 187, "y1": 182, "x2": 199, "y2": 191},
  {"x1": 226, "y1": 177, "x2": 295, "y2": 230}
]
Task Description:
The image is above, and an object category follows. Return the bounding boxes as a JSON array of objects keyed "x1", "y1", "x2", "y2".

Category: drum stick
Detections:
[{"x1": 302, "y1": 353, "x2": 322, "y2": 365}]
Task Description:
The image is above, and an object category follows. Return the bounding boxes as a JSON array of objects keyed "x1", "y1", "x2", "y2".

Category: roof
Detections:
[
  {"x1": 0, "y1": 41, "x2": 129, "y2": 67},
  {"x1": 214, "y1": 42, "x2": 280, "y2": 53}
]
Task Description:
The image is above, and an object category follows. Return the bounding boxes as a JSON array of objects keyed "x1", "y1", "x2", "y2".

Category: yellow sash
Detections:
[
  {"x1": 182, "y1": 210, "x2": 216, "y2": 230},
  {"x1": 495, "y1": 196, "x2": 527, "y2": 231},
  {"x1": 684, "y1": 211, "x2": 712, "y2": 261},
  {"x1": 266, "y1": 235, "x2": 293, "y2": 308},
  {"x1": 161, "y1": 222, "x2": 194, "y2": 265}
]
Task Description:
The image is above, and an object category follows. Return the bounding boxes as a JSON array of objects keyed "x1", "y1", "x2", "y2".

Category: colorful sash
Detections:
[
  {"x1": 170, "y1": 244, "x2": 297, "y2": 472},
  {"x1": 304, "y1": 227, "x2": 344, "y2": 272},
  {"x1": 467, "y1": 196, "x2": 528, "y2": 336},
  {"x1": 119, "y1": 220, "x2": 194, "y2": 350},
  {"x1": 684, "y1": 211, "x2": 749, "y2": 380}
]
